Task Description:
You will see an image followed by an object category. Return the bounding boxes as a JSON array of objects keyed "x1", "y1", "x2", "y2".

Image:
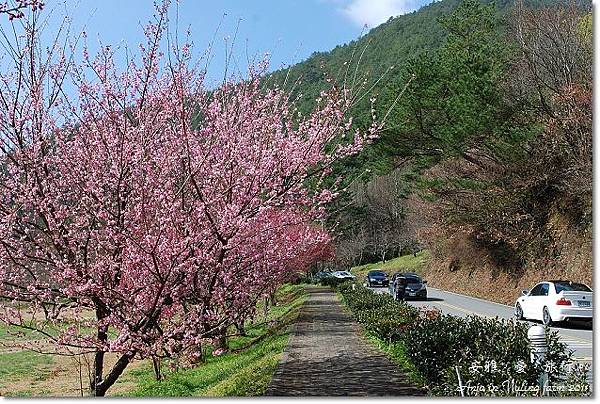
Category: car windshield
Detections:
[
  {"x1": 404, "y1": 275, "x2": 421, "y2": 283},
  {"x1": 369, "y1": 271, "x2": 386, "y2": 276},
  {"x1": 554, "y1": 282, "x2": 591, "y2": 293}
]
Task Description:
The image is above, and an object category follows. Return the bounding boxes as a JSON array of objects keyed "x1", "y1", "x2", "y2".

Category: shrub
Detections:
[
  {"x1": 557, "y1": 362, "x2": 592, "y2": 397},
  {"x1": 335, "y1": 281, "x2": 356, "y2": 294},
  {"x1": 294, "y1": 274, "x2": 312, "y2": 285},
  {"x1": 402, "y1": 314, "x2": 467, "y2": 387},
  {"x1": 339, "y1": 284, "x2": 417, "y2": 342},
  {"x1": 338, "y1": 285, "x2": 585, "y2": 397},
  {"x1": 319, "y1": 276, "x2": 349, "y2": 288},
  {"x1": 404, "y1": 314, "x2": 576, "y2": 396},
  {"x1": 355, "y1": 302, "x2": 418, "y2": 342},
  {"x1": 340, "y1": 285, "x2": 391, "y2": 312}
]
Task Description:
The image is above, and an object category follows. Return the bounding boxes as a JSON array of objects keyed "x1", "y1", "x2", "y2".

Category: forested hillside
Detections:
[{"x1": 272, "y1": 0, "x2": 593, "y2": 303}]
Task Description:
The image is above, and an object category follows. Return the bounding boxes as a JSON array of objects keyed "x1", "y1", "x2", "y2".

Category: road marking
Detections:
[
  {"x1": 562, "y1": 339, "x2": 592, "y2": 345},
  {"x1": 434, "y1": 301, "x2": 491, "y2": 317},
  {"x1": 422, "y1": 299, "x2": 593, "y2": 347},
  {"x1": 428, "y1": 299, "x2": 514, "y2": 321},
  {"x1": 560, "y1": 336, "x2": 593, "y2": 345},
  {"x1": 429, "y1": 287, "x2": 513, "y2": 308}
]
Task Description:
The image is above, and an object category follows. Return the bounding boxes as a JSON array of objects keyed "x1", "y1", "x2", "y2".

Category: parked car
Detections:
[
  {"x1": 389, "y1": 272, "x2": 427, "y2": 300},
  {"x1": 515, "y1": 280, "x2": 593, "y2": 326},
  {"x1": 365, "y1": 270, "x2": 389, "y2": 287},
  {"x1": 313, "y1": 271, "x2": 333, "y2": 281},
  {"x1": 332, "y1": 271, "x2": 355, "y2": 281}
]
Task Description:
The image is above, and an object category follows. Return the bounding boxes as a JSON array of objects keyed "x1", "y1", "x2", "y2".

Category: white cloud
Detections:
[{"x1": 341, "y1": 0, "x2": 423, "y2": 28}]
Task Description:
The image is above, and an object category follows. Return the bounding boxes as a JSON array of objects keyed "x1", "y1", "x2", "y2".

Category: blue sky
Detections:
[{"x1": 40, "y1": 0, "x2": 435, "y2": 84}]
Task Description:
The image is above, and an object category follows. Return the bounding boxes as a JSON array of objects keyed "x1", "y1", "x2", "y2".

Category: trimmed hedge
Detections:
[
  {"x1": 319, "y1": 276, "x2": 349, "y2": 288},
  {"x1": 355, "y1": 302, "x2": 417, "y2": 342},
  {"x1": 405, "y1": 314, "x2": 574, "y2": 395},
  {"x1": 339, "y1": 283, "x2": 417, "y2": 342},
  {"x1": 337, "y1": 284, "x2": 589, "y2": 397}
]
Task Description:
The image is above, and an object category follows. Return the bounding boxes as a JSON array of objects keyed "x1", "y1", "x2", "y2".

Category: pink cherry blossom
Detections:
[{"x1": 0, "y1": 1, "x2": 377, "y2": 396}]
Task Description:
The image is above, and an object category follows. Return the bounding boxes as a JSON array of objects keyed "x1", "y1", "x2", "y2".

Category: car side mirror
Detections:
[
  {"x1": 423, "y1": 280, "x2": 427, "y2": 284},
  {"x1": 521, "y1": 289, "x2": 529, "y2": 296}
]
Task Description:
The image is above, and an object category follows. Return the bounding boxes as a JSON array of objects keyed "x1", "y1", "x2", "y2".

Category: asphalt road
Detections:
[{"x1": 369, "y1": 285, "x2": 593, "y2": 380}]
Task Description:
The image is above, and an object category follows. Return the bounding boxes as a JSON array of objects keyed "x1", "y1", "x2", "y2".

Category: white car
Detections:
[
  {"x1": 514, "y1": 280, "x2": 592, "y2": 326},
  {"x1": 332, "y1": 271, "x2": 355, "y2": 281}
]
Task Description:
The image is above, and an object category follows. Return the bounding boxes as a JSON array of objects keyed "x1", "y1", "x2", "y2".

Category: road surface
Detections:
[{"x1": 370, "y1": 286, "x2": 593, "y2": 382}]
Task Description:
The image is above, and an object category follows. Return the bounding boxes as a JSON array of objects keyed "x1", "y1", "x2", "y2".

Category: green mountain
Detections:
[
  {"x1": 266, "y1": 0, "x2": 578, "y2": 176},
  {"x1": 273, "y1": 0, "x2": 592, "y2": 291},
  {"x1": 268, "y1": 0, "x2": 557, "y2": 114}
]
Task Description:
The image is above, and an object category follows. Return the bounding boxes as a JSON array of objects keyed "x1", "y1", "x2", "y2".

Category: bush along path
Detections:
[
  {"x1": 265, "y1": 286, "x2": 425, "y2": 396},
  {"x1": 337, "y1": 283, "x2": 591, "y2": 397}
]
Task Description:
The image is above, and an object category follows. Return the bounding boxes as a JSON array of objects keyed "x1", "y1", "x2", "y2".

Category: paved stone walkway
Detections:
[{"x1": 265, "y1": 287, "x2": 426, "y2": 396}]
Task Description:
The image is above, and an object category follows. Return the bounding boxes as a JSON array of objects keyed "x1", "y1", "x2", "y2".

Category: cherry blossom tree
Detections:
[
  {"x1": 0, "y1": 0, "x2": 43, "y2": 19},
  {"x1": 0, "y1": 1, "x2": 375, "y2": 395}
]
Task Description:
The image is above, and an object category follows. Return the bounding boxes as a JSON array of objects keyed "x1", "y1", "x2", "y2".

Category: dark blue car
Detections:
[
  {"x1": 365, "y1": 270, "x2": 389, "y2": 287},
  {"x1": 389, "y1": 272, "x2": 427, "y2": 300}
]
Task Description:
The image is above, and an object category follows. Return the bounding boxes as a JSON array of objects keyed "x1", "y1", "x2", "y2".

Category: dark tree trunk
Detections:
[
  {"x1": 214, "y1": 328, "x2": 228, "y2": 351},
  {"x1": 235, "y1": 320, "x2": 246, "y2": 337},
  {"x1": 91, "y1": 350, "x2": 105, "y2": 394},
  {"x1": 152, "y1": 357, "x2": 162, "y2": 381},
  {"x1": 263, "y1": 296, "x2": 269, "y2": 322},
  {"x1": 92, "y1": 352, "x2": 134, "y2": 396},
  {"x1": 91, "y1": 304, "x2": 109, "y2": 395}
]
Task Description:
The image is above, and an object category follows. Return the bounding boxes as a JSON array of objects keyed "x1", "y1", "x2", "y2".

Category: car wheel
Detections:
[
  {"x1": 514, "y1": 303, "x2": 524, "y2": 320},
  {"x1": 542, "y1": 306, "x2": 553, "y2": 326}
]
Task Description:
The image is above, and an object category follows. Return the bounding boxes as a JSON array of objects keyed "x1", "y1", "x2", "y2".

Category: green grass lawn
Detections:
[
  {"x1": 0, "y1": 321, "x2": 58, "y2": 395},
  {"x1": 0, "y1": 284, "x2": 307, "y2": 397},
  {"x1": 350, "y1": 250, "x2": 431, "y2": 281},
  {"x1": 0, "y1": 323, "x2": 51, "y2": 343},
  {"x1": 124, "y1": 283, "x2": 308, "y2": 397},
  {"x1": 0, "y1": 351, "x2": 56, "y2": 394}
]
